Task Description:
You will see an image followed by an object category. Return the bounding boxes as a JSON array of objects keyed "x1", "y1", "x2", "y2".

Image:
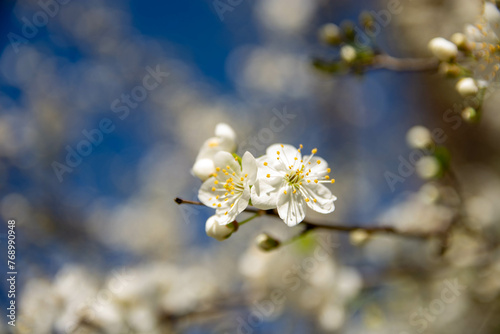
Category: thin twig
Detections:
[
  {"x1": 174, "y1": 197, "x2": 434, "y2": 239},
  {"x1": 370, "y1": 54, "x2": 439, "y2": 72},
  {"x1": 438, "y1": 168, "x2": 469, "y2": 254}
]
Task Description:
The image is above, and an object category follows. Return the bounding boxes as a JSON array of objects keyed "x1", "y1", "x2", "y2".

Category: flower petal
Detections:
[
  {"x1": 198, "y1": 177, "x2": 225, "y2": 208},
  {"x1": 213, "y1": 151, "x2": 240, "y2": 173},
  {"x1": 250, "y1": 176, "x2": 282, "y2": 210},
  {"x1": 265, "y1": 144, "x2": 301, "y2": 170},
  {"x1": 301, "y1": 183, "x2": 336, "y2": 214},
  {"x1": 195, "y1": 136, "x2": 236, "y2": 161},
  {"x1": 302, "y1": 155, "x2": 329, "y2": 177},
  {"x1": 241, "y1": 151, "x2": 258, "y2": 184},
  {"x1": 215, "y1": 123, "x2": 236, "y2": 142},
  {"x1": 277, "y1": 184, "x2": 306, "y2": 226},
  {"x1": 216, "y1": 188, "x2": 250, "y2": 224}
]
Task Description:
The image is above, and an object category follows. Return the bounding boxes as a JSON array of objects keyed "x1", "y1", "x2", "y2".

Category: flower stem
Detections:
[{"x1": 238, "y1": 213, "x2": 260, "y2": 226}]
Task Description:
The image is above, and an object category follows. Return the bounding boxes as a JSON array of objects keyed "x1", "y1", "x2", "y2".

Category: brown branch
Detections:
[
  {"x1": 370, "y1": 54, "x2": 439, "y2": 72},
  {"x1": 174, "y1": 197, "x2": 434, "y2": 239}
]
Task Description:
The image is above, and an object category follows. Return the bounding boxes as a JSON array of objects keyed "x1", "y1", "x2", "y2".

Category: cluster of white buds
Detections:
[
  {"x1": 313, "y1": 15, "x2": 382, "y2": 74},
  {"x1": 427, "y1": 1, "x2": 500, "y2": 116},
  {"x1": 192, "y1": 124, "x2": 338, "y2": 240}
]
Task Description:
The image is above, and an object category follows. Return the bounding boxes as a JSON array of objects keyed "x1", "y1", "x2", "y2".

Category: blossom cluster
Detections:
[
  {"x1": 427, "y1": 1, "x2": 500, "y2": 120},
  {"x1": 192, "y1": 124, "x2": 337, "y2": 240}
]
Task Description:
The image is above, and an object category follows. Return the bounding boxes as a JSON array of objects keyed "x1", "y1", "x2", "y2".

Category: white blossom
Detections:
[
  {"x1": 198, "y1": 151, "x2": 257, "y2": 225},
  {"x1": 251, "y1": 144, "x2": 336, "y2": 226}
]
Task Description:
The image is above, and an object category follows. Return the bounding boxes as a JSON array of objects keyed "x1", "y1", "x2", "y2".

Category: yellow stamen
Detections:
[{"x1": 311, "y1": 148, "x2": 317, "y2": 154}]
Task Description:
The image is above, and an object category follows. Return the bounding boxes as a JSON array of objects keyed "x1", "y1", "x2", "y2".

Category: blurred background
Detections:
[{"x1": 1, "y1": 0, "x2": 500, "y2": 333}]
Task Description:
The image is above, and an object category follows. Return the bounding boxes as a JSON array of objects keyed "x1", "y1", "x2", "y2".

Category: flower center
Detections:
[{"x1": 285, "y1": 168, "x2": 304, "y2": 186}]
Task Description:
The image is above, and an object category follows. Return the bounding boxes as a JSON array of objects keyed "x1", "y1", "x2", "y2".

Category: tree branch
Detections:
[
  {"x1": 370, "y1": 54, "x2": 439, "y2": 72},
  {"x1": 174, "y1": 197, "x2": 434, "y2": 239}
]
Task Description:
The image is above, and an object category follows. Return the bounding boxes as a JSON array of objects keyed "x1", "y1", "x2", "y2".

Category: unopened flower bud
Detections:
[
  {"x1": 416, "y1": 156, "x2": 440, "y2": 180},
  {"x1": 438, "y1": 63, "x2": 461, "y2": 77},
  {"x1": 456, "y1": 77, "x2": 478, "y2": 97},
  {"x1": 418, "y1": 183, "x2": 440, "y2": 204},
  {"x1": 359, "y1": 11, "x2": 374, "y2": 29},
  {"x1": 349, "y1": 229, "x2": 371, "y2": 246},
  {"x1": 428, "y1": 37, "x2": 458, "y2": 61},
  {"x1": 341, "y1": 21, "x2": 356, "y2": 41},
  {"x1": 255, "y1": 233, "x2": 280, "y2": 251},
  {"x1": 319, "y1": 23, "x2": 341, "y2": 45},
  {"x1": 205, "y1": 215, "x2": 235, "y2": 241},
  {"x1": 406, "y1": 126, "x2": 433, "y2": 149},
  {"x1": 462, "y1": 107, "x2": 479, "y2": 123},
  {"x1": 215, "y1": 123, "x2": 236, "y2": 143},
  {"x1": 340, "y1": 45, "x2": 357, "y2": 63},
  {"x1": 192, "y1": 158, "x2": 215, "y2": 181},
  {"x1": 450, "y1": 33, "x2": 468, "y2": 50}
]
